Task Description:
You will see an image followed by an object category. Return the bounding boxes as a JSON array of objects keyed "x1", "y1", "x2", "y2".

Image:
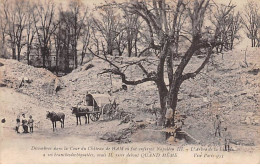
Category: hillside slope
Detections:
[{"x1": 0, "y1": 47, "x2": 259, "y2": 151}]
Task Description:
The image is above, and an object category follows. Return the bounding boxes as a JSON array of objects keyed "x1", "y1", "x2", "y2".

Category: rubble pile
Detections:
[{"x1": 0, "y1": 47, "x2": 259, "y2": 147}]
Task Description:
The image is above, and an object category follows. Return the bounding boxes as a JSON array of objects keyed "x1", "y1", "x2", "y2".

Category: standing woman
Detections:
[{"x1": 21, "y1": 113, "x2": 29, "y2": 133}]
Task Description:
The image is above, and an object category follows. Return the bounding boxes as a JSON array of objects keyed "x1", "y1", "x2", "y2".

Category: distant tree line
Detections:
[
  {"x1": 0, "y1": 0, "x2": 141, "y2": 74},
  {"x1": 0, "y1": 0, "x2": 259, "y2": 75}
]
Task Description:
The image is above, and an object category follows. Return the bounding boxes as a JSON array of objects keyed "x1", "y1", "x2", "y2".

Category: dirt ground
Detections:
[{"x1": 0, "y1": 45, "x2": 259, "y2": 157}]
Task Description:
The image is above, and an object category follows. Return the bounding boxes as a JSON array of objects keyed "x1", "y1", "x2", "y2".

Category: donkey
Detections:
[
  {"x1": 71, "y1": 107, "x2": 90, "y2": 125},
  {"x1": 46, "y1": 111, "x2": 65, "y2": 131}
]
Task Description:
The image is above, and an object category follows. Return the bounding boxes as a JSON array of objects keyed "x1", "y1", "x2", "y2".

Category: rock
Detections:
[
  {"x1": 84, "y1": 64, "x2": 94, "y2": 71},
  {"x1": 100, "y1": 132, "x2": 116, "y2": 141},
  {"x1": 135, "y1": 121, "x2": 149, "y2": 129},
  {"x1": 167, "y1": 136, "x2": 176, "y2": 145},
  {"x1": 251, "y1": 118, "x2": 259, "y2": 125},
  {"x1": 231, "y1": 139, "x2": 255, "y2": 146},
  {"x1": 100, "y1": 121, "x2": 145, "y2": 143},
  {"x1": 1, "y1": 118, "x2": 6, "y2": 123},
  {"x1": 100, "y1": 128, "x2": 132, "y2": 143},
  {"x1": 241, "y1": 116, "x2": 251, "y2": 125},
  {"x1": 248, "y1": 68, "x2": 260, "y2": 75},
  {"x1": 120, "y1": 115, "x2": 132, "y2": 124},
  {"x1": 202, "y1": 97, "x2": 209, "y2": 103},
  {"x1": 177, "y1": 131, "x2": 200, "y2": 144},
  {"x1": 0, "y1": 82, "x2": 6, "y2": 87},
  {"x1": 23, "y1": 77, "x2": 32, "y2": 83},
  {"x1": 232, "y1": 146, "x2": 238, "y2": 151},
  {"x1": 54, "y1": 78, "x2": 62, "y2": 93}
]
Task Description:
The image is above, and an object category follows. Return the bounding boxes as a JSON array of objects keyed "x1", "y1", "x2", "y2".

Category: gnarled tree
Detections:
[
  {"x1": 91, "y1": 0, "x2": 235, "y2": 126},
  {"x1": 242, "y1": 0, "x2": 260, "y2": 47},
  {"x1": 33, "y1": 0, "x2": 57, "y2": 68}
]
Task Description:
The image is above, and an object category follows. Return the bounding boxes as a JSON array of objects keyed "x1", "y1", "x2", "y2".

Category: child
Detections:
[
  {"x1": 28, "y1": 115, "x2": 34, "y2": 133},
  {"x1": 223, "y1": 127, "x2": 232, "y2": 151},
  {"x1": 173, "y1": 119, "x2": 183, "y2": 142},
  {"x1": 165, "y1": 105, "x2": 173, "y2": 128},
  {"x1": 16, "y1": 115, "x2": 21, "y2": 133}
]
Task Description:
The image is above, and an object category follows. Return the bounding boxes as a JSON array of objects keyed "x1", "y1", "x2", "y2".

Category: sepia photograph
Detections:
[{"x1": 0, "y1": 0, "x2": 259, "y2": 164}]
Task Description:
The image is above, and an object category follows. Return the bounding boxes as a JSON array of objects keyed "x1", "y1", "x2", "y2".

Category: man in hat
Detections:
[{"x1": 214, "y1": 115, "x2": 222, "y2": 137}]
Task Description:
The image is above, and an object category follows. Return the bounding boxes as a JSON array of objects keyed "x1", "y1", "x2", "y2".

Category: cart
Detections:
[{"x1": 84, "y1": 93, "x2": 118, "y2": 122}]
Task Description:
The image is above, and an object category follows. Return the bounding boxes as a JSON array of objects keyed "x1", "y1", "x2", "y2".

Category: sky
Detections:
[{"x1": 54, "y1": 0, "x2": 250, "y2": 9}]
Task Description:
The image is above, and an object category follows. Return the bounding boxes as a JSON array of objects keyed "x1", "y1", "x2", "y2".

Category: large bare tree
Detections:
[
  {"x1": 25, "y1": 1, "x2": 36, "y2": 65},
  {"x1": 67, "y1": 0, "x2": 88, "y2": 69},
  {"x1": 242, "y1": 0, "x2": 260, "y2": 47},
  {"x1": 14, "y1": 0, "x2": 28, "y2": 61},
  {"x1": 211, "y1": 2, "x2": 242, "y2": 52},
  {"x1": 122, "y1": 11, "x2": 141, "y2": 57},
  {"x1": 92, "y1": 5, "x2": 122, "y2": 56},
  {"x1": 80, "y1": 20, "x2": 91, "y2": 65},
  {"x1": 0, "y1": 0, "x2": 7, "y2": 57},
  {"x1": 90, "y1": 0, "x2": 235, "y2": 126},
  {"x1": 2, "y1": 0, "x2": 29, "y2": 61},
  {"x1": 33, "y1": 0, "x2": 58, "y2": 68}
]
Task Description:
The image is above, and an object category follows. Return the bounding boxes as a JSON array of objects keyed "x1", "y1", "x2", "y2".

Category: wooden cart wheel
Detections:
[
  {"x1": 101, "y1": 104, "x2": 115, "y2": 120},
  {"x1": 90, "y1": 113, "x2": 100, "y2": 122}
]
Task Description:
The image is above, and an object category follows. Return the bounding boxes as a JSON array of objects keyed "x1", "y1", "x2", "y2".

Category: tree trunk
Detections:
[
  {"x1": 42, "y1": 47, "x2": 46, "y2": 68},
  {"x1": 17, "y1": 46, "x2": 21, "y2": 61},
  {"x1": 134, "y1": 36, "x2": 138, "y2": 57},
  {"x1": 12, "y1": 44, "x2": 16, "y2": 60},
  {"x1": 127, "y1": 40, "x2": 132, "y2": 57},
  {"x1": 167, "y1": 77, "x2": 182, "y2": 126},
  {"x1": 27, "y1": 46, "x2": 31, "y2": 65},
  {"x1": 1, "y1": 34, "x2": 6, "y2": 57},
  {"x1": 175, "y1": 30, "x2": 180, "y2": 55},
  {"x1": 80, "y1": 51, "x2": 84, "y2": 65},
  {"x1": 156, "y1": 81, "x2": 168, "y2": 126},
  {"x1": 65, "y1": 50, "x2": 70, "y2": 73},
  {"x1": 155, "y1": 42, "x2": 170, "y2": 126},
  {"x1": 230, "y1": 37, "x2": 234, "y2": 50},
  {"x1": 96, "y1": 41, "x2": 99, "y2": 55},
  {"x1": 118, "y1": 49, "x2": 123, "y2": 56},
  {"x1": 74, "y1": 42, "x2": 78, "y2": 69},
  {"x1": 55, "y1": 46, "x2": 59, "y2": 75},
  {"x1": 107, "y1": 42, "x2": 113, "y2": 55}
]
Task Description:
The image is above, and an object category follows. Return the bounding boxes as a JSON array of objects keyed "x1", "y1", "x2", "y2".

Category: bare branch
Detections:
[
  {"x1": 88, "y1": 48, "x2": 119, "y2": 70},
  {"x1": 99, "y1": 68, "x2": 155, "y2": 85},
  {"x1": 182, "y1": 47, "x2": 213, "y2": 81}
]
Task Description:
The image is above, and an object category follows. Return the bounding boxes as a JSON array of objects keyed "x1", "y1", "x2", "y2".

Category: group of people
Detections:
[{"x1": 15, "y1": 113, "x2": 34, "y2": 133}]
